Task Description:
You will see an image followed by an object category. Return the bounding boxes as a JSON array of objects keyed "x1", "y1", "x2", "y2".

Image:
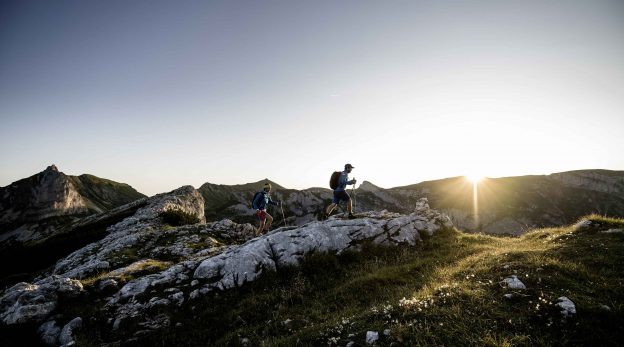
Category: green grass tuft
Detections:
[{"x1": 159, "y1": 208, "x2": 200, "y2": 226}]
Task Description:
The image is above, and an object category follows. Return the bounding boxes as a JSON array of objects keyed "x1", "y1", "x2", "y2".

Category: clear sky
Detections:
[{"x1": 1, "y1": 0, "x2": 623, "y2": 195}]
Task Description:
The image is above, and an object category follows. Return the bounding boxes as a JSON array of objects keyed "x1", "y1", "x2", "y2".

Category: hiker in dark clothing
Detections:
[
  {"x1": 253, "y1": 183, "x2": 281, "y2": 235},
  {"x1": 325, "y1": 164, "x2": 357, "y2": 219}
]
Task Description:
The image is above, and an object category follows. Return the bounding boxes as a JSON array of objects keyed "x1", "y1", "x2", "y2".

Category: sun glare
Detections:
[{"x1": 466, "y1": 174, "x2": 484, "y2": 184}]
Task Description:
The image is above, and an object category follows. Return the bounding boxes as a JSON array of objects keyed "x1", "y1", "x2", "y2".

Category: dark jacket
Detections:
[{"x1": 253, "y1": 191, "x2": 278, "y2": 210}]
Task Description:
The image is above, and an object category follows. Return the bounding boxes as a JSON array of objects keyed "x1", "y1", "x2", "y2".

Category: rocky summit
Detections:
[
  {"x1": 0, "y1": 165, "x2": 145, "y2": 247},
  {"x1": 0, "y1": 183, "x2": 451, "y2": 346}
]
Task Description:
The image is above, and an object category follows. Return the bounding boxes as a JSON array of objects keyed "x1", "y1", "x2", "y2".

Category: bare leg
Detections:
[
  {"x1": 256, "y1": 219, "x2": 265, "y2": 236},
  {"x1": 347, "y1": 200, "x2": 353, "y2": 214},
  {"x1": 264, "y1": 213, "x2": 273, "y2": 232}
]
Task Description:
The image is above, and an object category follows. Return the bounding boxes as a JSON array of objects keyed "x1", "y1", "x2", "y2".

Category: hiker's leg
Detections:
[
  {"x1": 255, "y1": 210, "x2": 266, "y2": 235},
  {"x1": 327, "y1": 190, "x2": 343, "y2": 215},
  {"x1": 326, "y1": 203, "x2": 337, "y2": 215},
  {"x1": 338, "y1": 191, "x2": 352, "y2": 215},
  {"x1": 256, "y1": 220, "x2": 265, "y2": 235},
  {"x1": 264, "y1": 213, "x2": 273, "y2": 231}
]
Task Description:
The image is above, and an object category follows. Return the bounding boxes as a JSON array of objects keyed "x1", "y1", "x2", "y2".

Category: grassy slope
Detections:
[
  {"x1": 70, "y1": 174, "x2": 146, "y2": 212},
  {"x1": 393, "y1": 175, "x2": 624, "y2": 227},
  {"x1": 78, "y1": 215, "x2": 623, "y2": 346}
]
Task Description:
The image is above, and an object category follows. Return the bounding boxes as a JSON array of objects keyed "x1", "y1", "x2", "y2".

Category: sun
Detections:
[{"x1": 465, "y1": 174, "x2": 484, "y2": 184}]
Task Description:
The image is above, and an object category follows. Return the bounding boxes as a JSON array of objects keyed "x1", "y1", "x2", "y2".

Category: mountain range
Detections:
[
  {"x1": 1, "y1": 165, "x2": 623, "y2": 287},
  {"x1": 200, "y1": 170, "x2": 624, "y2": 235},
  {"x1": 1, "y1": 165, "x2": 623, "y2": 346}
]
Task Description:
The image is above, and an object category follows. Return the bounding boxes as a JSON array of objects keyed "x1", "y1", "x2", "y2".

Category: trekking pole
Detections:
[
  {"x1": 352, "y1": 178, "x2": 357, "y2": 213},
  {"x1": 280, "y1": 202, "x2": 287, "y2": 227}
]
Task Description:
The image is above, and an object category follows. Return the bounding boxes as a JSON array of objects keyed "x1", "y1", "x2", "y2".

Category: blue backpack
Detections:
[{"x1": 252, "y1": 191, "x2": 262, "y2": 209}]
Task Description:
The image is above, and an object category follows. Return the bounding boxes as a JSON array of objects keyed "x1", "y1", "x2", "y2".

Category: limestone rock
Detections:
[
  {"x1": 556, "y1": 297, "x2": 576, "y2": 317},
  {"x1": 38, "y1": 320, "x2": 61, "y2": 346},
  {"x1": 0, "y1": 276, "x2": 82, "y2": 325},
  {"x1": 97, "y1": 278, "x2": 119, "y2": 294},
  {"x1": 59, "y1": 317, "x2": 82, "y2": 346},
  {"x1": 194, "y1": 200, "x2": 451, "y2": 293},
  {"x1": 52, "y1": 186, "x2": 206, "y2": 280},
  {"x1": 502, "y1": 275, "x2": 526, "y2": 290},
  {"x1": 366, "y1": 331, "x2": 379, "y2": 345}
]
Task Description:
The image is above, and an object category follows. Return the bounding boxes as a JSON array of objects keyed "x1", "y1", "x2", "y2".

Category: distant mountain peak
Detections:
[
  {"x1": 359, "y1": 180, "x2": 381, "y2": 192},
  {"x1": 45, "y1": 164, "x2": 59, "y2": 172},
  {"x1": 0, "y1": 166, "x2": 145, "y2": 244}
]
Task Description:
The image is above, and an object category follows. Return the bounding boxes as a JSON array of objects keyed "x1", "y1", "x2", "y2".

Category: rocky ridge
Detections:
[
  {"x1": 0, "y1": 185, "x2": 452, "y2": 345},
  {"x1": 200, "y1": 170, "x2": 624, "y2": 235}
]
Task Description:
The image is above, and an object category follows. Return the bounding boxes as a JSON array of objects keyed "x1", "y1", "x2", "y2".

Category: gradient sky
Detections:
[{"x1": 1, "y1": 0, "x2": 623, "y2": 195}]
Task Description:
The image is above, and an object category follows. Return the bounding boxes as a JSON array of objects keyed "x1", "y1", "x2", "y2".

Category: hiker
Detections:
[
  {"x1": 252, "y1": 183, "x2": 282, "y2": 235},
  {"x1": 326, "y1": 164, "x2": 357, "y2": 219}
]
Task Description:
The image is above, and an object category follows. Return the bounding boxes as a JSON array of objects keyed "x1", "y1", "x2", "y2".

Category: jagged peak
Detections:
[
  {"x1": 45, "y1": 164, "x2": 59, "y2": 173},
  {"x1": 358, "y1": 180, "x2": 382, "y2": 192}
]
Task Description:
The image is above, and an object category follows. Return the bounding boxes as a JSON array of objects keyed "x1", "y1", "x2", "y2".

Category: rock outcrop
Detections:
[
  {"x1": 51, "y1": 185, "x2": 207, "y2": 280},
  {"x1": 0, "y1": 276, "x2": 83, "y2": 325},
  {"x1": 193, "y1": 205, "x2": 450, "y2": 290},
  {"x1": 0, "y1": 180, "x2": 451, "y2": 346}
]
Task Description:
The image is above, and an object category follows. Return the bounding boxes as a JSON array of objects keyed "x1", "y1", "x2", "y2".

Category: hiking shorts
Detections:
[
  {"x1": 333, "y1": 190, "x2": 351, "y2": 204},
  {"x1": 256, "y1": 209, "x2": 267, "y2": 222}
]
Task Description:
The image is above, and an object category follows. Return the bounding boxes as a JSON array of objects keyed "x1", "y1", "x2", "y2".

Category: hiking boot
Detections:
[{"x1": 348, "y1": 213, "x2": 356, "y2": 219}]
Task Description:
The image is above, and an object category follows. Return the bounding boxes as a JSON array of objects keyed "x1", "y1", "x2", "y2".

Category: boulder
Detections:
[
  {"x1": 366, "y1": 331, "x2": 379, "y2": 345},
  {"x1": 556, "y1": 297, "x2": 576, "y2": 317},
  {"x1": 0, "y1": 276, "x2": 82, "y2": 325},
  {"x1": 59, "y1": 317, "x2": 82, "y2": 346},
  {"x1": 38, "y1": 320, "x2": 61, "y2": 346},
  {"x1": 502, "y1": 275, "x2": 526, "y2": 290}
]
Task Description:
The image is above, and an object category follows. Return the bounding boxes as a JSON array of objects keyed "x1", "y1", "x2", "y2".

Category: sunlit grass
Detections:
[
  {"x1": 75, "y1": 216, "x2": 624, "y2": 346},
  {"x1": 80, "y1": 258, "x2": 172, "y2": 287}
]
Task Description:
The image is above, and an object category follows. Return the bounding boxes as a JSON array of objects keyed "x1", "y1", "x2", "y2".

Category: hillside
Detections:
[
  {"x1": 198, "y1": 170, "x2": 624, "y2": 235},
  {"x1": 0, "y1": 187, "x2": 452, "y2": 346},
  {"x1": 97, "y1": 215, "x2": 624, "y2": 346},
  {"x1": 0, "y1": 182, "x2": 622, "y2": 346},
  {"x1": 0, "y1": 165, "x2": 146, "y2": 285}
]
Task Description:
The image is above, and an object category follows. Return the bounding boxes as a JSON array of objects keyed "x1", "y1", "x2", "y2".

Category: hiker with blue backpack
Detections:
[
  {"x1": 252, "y1": 183, "x2": 282, "y2": 235},
  {"x1": 325, "y1": 164, "x2": 357, "y2": 219}
]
